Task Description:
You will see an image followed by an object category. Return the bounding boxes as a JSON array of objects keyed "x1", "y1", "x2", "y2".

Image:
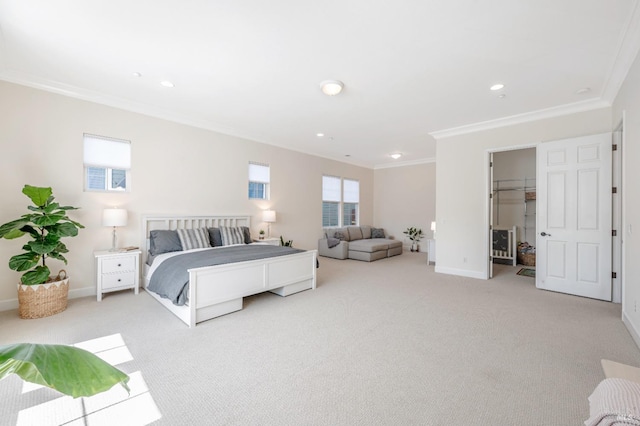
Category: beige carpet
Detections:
[{"x1": 0, "y1": 254, "x2": 638, "y2": 425}]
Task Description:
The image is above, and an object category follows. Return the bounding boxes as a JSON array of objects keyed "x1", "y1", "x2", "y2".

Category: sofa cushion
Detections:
[
  {"x1": 349, "y1": 239, "x2": 389, "y2": 253},
  {"x1": 371, "y1": 227, "x2": 386, "y2": 238},
  {"x1": 347, "y1": 226, "x2": 363, "y2": 241},
  {"x1": 387, "y1": 240, "x2": 402, "y2": 249},
  {"x1": 360, "y1": 225, "x2": 372, "y2": 239}
]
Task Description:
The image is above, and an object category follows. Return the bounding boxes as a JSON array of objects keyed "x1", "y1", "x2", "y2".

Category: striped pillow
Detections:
[
  {"x1": 220, "y1": 226, "x2": 246, "y2": 246},
  {"x1": 177, "y1": 228, "x2": 210, "y2": 250}
]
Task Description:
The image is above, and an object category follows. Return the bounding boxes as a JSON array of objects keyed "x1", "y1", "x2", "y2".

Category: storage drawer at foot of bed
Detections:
[{"x1": 270, "y1": 278, "x2": 314, "y2": 296}]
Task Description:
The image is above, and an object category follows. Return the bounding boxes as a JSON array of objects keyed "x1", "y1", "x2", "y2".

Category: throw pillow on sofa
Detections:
[{"x1": 371, "y1": 227, "x2": 385, "y2": 238}]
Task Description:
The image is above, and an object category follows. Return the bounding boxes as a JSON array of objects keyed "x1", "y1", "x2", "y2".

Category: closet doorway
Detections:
[{"x1": 489, "y1": 147, "x2": 536, "y2": 278}]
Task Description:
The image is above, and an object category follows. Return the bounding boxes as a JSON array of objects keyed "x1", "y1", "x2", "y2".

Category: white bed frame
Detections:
[{"x1": 142, "y1": 215, "x2": 317, "y2": 327}]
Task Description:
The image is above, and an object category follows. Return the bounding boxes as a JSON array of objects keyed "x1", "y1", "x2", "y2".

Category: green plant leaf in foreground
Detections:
[{"x1": 0, "y1": 343, "x2": 130, "y2": 398}]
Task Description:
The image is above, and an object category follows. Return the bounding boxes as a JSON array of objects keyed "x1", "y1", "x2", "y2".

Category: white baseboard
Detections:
[
  {"x1": 0, "y1": 286, "x2": 96, "y2": 312},
  {"x1": 622, "y1": 310, "x2": 640, "y2": 350},
  {"x1": 434, "y1": 265, "x2": 487, "y2": 280}
]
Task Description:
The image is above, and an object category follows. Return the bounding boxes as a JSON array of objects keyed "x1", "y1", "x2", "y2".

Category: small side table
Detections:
[
  {"x1": 427, "y1": 239, "x2": 436, "y2": 265},
  {"x1": 253, "y1": 237, "x2": 281, "y2": 246},
  {"x1": 94, "y1": 249, "x2": 141, "y2": 301}
]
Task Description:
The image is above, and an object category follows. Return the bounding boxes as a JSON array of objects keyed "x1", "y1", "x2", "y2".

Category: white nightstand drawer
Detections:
[
  {"x1": 102, "y1": 256, "x2": 135, "y2": 273},
  {"x1": 102, "y1": 272, "x2": 135, "y2": 290},
  {"x1": 94, "y1": 249, "x2": 141, "y2": 301}
]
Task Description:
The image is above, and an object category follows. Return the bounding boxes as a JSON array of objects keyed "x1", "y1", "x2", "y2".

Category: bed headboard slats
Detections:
[{"x1": 141, "y1": 215, "x2": 251, "y2": 265}]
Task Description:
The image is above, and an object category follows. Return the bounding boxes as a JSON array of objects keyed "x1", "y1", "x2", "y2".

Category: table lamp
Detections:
[{"x1": 103, "y1": 208, "x2": 128, "y2": 251}]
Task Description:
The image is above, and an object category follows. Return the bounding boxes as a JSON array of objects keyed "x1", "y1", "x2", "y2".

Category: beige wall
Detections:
[
  {"x1": 0, "y1": 81, "x2": 373, "y2": 306},
  {"x1": 435, "y1": 108, "x2": 612, "y2": 278},
  {"x1": 373, "y1": 162, "x2": 436, "y2": 251},
  {"x1": 612, "y1": 49, "x2": 640, "y2": 346}
]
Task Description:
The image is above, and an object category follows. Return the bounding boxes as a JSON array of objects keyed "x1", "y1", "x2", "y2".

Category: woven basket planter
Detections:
[
  {"x1": 17, "y1": 270, "x2": 69, "y2": 319},
  {"x1": 518, "y1": 252, "x2": 536, "y2": 267}
]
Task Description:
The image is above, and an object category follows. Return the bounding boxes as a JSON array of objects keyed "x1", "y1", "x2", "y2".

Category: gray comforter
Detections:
[{"x1": 148, "y1": 245, "x2": 304, "y2": 306}]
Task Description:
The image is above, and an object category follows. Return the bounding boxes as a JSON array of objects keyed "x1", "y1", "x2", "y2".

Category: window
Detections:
[
  {"x1": 83, "y1": 134, "x2": 131, "y2": 192},
  {"x1": 248, "y1": 162, "x2": 270, "y2": 199},
  {"x1": 343, "y1": 179, "x2": 359, "y2": 226},
  {"x1": 322, "y1": 175, "x2": 359, "y2": 227}
]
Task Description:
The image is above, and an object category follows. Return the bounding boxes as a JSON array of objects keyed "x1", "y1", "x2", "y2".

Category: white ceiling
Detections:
[{"x1": 1, "y1": 0, "x2": 639, "y2": 168}]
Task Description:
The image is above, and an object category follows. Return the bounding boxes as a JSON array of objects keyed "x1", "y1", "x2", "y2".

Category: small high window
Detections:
[
  {"x1": 83, "y1": 134, "x2": 131, "y2": 192},
  {"x1": 248, "y1": 162, "x2": 270, "y2": 200}
]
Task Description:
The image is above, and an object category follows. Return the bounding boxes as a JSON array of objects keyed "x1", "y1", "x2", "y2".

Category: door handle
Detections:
[{"x1": 540, "y1": 232, "x2": 551, "y2": 237}]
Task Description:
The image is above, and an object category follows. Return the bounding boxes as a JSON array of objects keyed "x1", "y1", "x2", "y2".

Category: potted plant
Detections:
[
  {"x1": 0, "y1": 185, "x2": 84, "y2": 319},
  {"x1": 403, "y1": 227, "x2": 424, "y2": 252},
  {"x1": 259, "y1": 229, "x2": 265, "y2": 240}
]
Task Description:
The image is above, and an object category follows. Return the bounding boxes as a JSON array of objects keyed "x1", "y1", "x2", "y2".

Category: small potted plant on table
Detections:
[{"x1": 0, "y1": 185, "x2": 84, "y2": 318}]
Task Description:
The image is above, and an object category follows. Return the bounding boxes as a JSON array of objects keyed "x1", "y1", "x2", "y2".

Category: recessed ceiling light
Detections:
[
  {"x1": 345, "y1": 154, "x2": 351, "y2": 157},
  {"x1": 390, "y1": 153, "x2": 402, "y2": 159},
  {"x1": 576, "y1": 87, "x2": 591, "y2": 94},
  {"x1": 490, "y1": 83, "x2": 505, "y2": 91},
  {"x1": 316, "y1": 133, "x2": 325, "y2": 137},
  {"x1": 320, "y1": 80, "x2": 344, "y2": 96},
  {"x1": 132, "y1": 72, "x2": 142, "y2": 77},
  {"x1": 160, "y1": 80, "x2": 174, "y2": 88}
]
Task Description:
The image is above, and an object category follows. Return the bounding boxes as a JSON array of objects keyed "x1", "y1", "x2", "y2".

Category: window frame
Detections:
[
  {"x1": 83, "y1": 134, "x2": 131, "y2": 193},
  {"x1": 248, "y1": 162, "x2": 270, "y2": 200},
  {"x1": 322, "y1": 175, "x2": 359, "y2": 228}
]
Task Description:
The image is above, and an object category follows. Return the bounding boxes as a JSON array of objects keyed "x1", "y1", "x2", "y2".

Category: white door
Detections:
[{"x1": 536, "y1": 133, "x2": 612, "y2": 300}]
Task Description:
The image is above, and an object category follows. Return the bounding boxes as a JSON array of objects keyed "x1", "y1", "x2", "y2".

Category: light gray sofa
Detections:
[{"x1": 318, "y1": 225, "x2": 402, "y2": 262}]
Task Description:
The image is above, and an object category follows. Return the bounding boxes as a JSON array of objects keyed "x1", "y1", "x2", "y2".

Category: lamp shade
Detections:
[
  {"x1": 430, "y1": 221, "x2": 436, "y2": 232},
  {"x1": 262, "y1": 210, "x2": 276, "y2": 223},
  {"x1": 103, "y1": 208, "x2": 128, "y2": 227}
]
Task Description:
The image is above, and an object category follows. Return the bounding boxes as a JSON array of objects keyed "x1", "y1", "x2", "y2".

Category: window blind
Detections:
[
  {"x1": 83, "y1": 134, "x2": 131, "y2": 169},
  {"x1": 322, "y1": 175, "x2": 341, "y2": 202},
  {"x1": 343, "y1": 179, "x2": 359, "y2": 203},
  {"x1": 249, "y1": 162, "x2": 270, "y2": 183}
]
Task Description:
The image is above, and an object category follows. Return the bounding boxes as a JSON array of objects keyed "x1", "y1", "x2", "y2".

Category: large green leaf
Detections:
[
  {"x1": 22, "y1": 185, "x2": 52, "y2": 207},
  {"x1": 0, "y1": 219, "x2": 29, "y2": 239},
  {"x1": 27, "y1": 236, "x2": 60, "y2": 255},
  {"x1": 50, "y1": 222, "x2": 79, "y2": 237},
  {"x1": 32, "y1": 213, "x2": 65, "y2": 227},
  {"x1": 0, "y1": 343, "x2": 130, "y2": 398},
  {"x1": 21, "y1": 266, "x2": 50, "y2": 285},
  {"x1": 9, "y1": 253, "x2": 40, "y2": 272}
]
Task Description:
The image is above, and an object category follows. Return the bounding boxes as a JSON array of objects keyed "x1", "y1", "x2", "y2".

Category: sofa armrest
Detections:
[{"x1": 318, "y1": 239, "x2": 349, "y2": 259}]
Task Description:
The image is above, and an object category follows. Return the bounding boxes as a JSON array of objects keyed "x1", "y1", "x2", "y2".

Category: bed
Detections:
[{"x1": 142, "y1": 215, "x2": 317, "y2": 327}]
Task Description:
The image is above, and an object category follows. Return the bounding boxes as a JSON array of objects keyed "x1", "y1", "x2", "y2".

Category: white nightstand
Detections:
[
  {"x1": 253, "y1": 237, "x2": 281, "y2": 246},
  {"x1": 94, "y1": 249, "x2": 141, "y2": 301},
  {"x1": 427, "y1": 239, "x2": 436, "y2": 265}
]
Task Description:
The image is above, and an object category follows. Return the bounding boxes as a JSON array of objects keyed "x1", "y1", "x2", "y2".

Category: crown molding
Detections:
[
  {"x1": 601, "y1": 0, "x2": 640, "y2": 102},
  {"x1": 374, "y1": 157, "x2": 436, "y2": 170},
  {"x1": 429, "y1": 98, "x2": 611, "y2": 140}
]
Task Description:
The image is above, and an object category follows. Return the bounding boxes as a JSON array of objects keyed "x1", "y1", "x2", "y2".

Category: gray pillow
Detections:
[
  {"x1": 360, "y1": 225, "x2": 372, "y2": 239},
  {"x1": 208, "y1": 228, "x2": 223, "y2": 247},
  {"x1": 371, "y1": 227, "x2": 386, "y2": 238},
  {"x1": 326, "y1": 237, "x2": 341, "y2": 248},
  {"x1": 149, "y1": 230, "x2": 182, "y2": 256},
  {"x1": 241, "y1": 226, "x2": 252, "y2": 244},
  {"x1": 334, "y1": 231, "x2": 346, "y2": 241}
]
